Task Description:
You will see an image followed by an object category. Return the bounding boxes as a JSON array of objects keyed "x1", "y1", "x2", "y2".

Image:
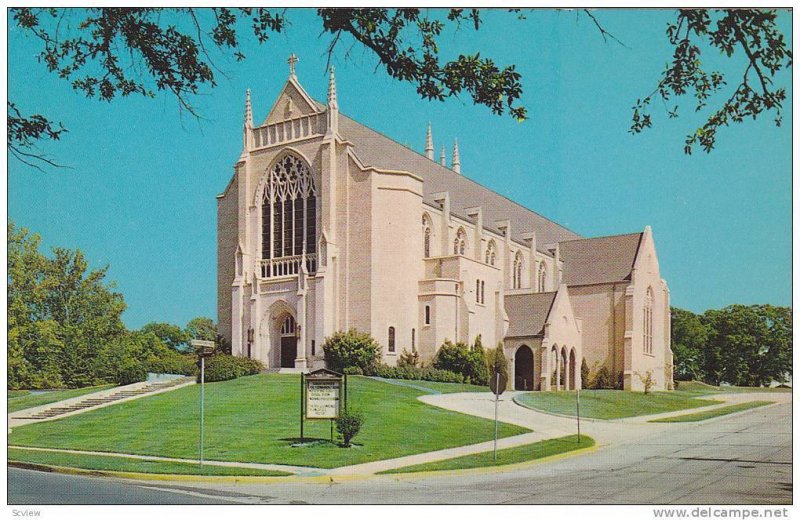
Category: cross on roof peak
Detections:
[{"x1": 287, "y1": 54, "x2": 298, "y2": 76}]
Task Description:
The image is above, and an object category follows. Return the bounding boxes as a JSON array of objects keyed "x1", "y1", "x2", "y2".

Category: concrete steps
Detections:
[{"x1": 14, "y1": 377, "x2": 194, "y2": 420}]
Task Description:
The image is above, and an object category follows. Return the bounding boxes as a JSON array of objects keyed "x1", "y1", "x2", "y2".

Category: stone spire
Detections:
[
  {"x1": 327, "y1": 66, "x2": 338, "y2": 110},
  {"x1": 452, "y1": 139, "x2": 461, "y2": 173},
  {"x1": 440, "y1": 145, "x2": 446, "y2": 166},
  {"x1": 244, "y1": 89, "x2": 253, "y2": 128},
  {"x1": 425, "y1": 122, "x2": 434, "y2": 160},
  {"x1": 326, "y1": 66, "x2": 339, "y2": 137},
  {"x1": 241, "y1": 88, "x2": 253, "y2": 158}
]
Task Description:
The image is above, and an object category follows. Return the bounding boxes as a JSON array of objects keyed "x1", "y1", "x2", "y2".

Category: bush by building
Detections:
[
  {"x1": 201, "y1": 354, "x2": 264, "y2": 383},
  {"x1": 322, "y1": 329, "x2": 381, "y2": 374}
]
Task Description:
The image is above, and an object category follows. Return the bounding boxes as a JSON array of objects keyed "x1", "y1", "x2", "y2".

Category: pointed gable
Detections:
[
  {"x1": 504, "y1": 292, "x2": 557, "y2": 338},
  {"x1": 263, "y1": 78, "x2": 323, "y2": 126}
]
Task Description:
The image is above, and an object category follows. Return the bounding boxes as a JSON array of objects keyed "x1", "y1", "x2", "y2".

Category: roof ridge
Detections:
[
  {"x1": 337, "y1": 112, "x2": 581, "y2": 238},
  {"x1": 559, "y1": 230, "x2": 643, "y2": 244}
]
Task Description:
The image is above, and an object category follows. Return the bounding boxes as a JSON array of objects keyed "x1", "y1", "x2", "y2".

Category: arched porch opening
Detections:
[
  {"x1": 561, "y1": 346, "x2": 569, "y2": 391},
  {"x1": 514, "y1": 345, "x2": 534, "y2": 391},
  {"x1": 551, "y1": 345, "x2": 560, "y2": 391}
]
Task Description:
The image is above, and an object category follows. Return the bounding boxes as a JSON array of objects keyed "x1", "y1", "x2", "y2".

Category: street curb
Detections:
[{"x1": 7, "y1": 442, "x2": 602, "y2": 484}]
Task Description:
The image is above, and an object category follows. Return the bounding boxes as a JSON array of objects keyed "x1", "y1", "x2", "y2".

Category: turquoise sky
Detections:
[{"x1": 8, "y1": 9, "x2": 792, "y2": 329}]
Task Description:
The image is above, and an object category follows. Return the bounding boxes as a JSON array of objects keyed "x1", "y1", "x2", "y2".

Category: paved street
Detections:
[{"x1": 8, "y1": 397, "x2": 791, "y2": 505}]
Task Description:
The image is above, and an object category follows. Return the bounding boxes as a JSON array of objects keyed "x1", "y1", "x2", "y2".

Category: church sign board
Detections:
[{"x1": 303, "y1": 368, "x2": 344, "y2": 420}]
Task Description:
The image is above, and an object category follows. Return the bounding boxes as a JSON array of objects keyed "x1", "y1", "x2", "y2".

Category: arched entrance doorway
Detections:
[
  {"x1": 280, "y1": 315, "x2": 297, "y2": 368},
  {"x1": 514, "y1": 345, "x2": 534, "y2": 391}
]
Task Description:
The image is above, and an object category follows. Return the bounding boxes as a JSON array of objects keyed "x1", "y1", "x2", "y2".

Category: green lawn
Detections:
[
  {"x1": 8, "y1": 385, "x2": 116, "y2": 414},
  {"x1": 674, "y1": 381, "x2": 792, "y2": 396},
  {"x1": 7, "y1": 448, "x2": 288, "y2": 476},
  {"x1": 380, "y1": 435, "x2": 594, "y2": 474},
  {"x1": 515, "y1": 390, "x2": 722, "y2": 419},
  {"x1": 372, "y1": 378, "x2": 490, "y2": 394},
  {"x1": 9, "y1": 374, "x2": 528, "y2": 469},
  {"x1": 8, "y1": 390, "x2": 31, "y2": 399},
  {"x1": 649, "y1": 401, "x2": 773, "y2": 423}
]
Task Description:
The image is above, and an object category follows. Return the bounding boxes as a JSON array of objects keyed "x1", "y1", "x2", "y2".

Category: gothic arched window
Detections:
[
  {"x1": 512, "y1": 252, "x2": 524, "y2": 289},
  {"x1": 388, "y1": 326, "x2": 396, "y2": 353},
  {"x1": 422, "y1": 214, "x2": 432, "y2": 258},
  {"x1": 485, "y1": 240, "x2": 496, "y2": 266},
  {"x1": 644, "y1": 287, "x2": 654, "y2": 354},
  {"x1": 537, "y1": 262, "x2": 547, "y2": 292},
  {"x1": 261, "y1": 155, "x2": 317, "y2": 274},
  {"x1": 454, "y1": 227, "x2": 467, "y2": 256}
]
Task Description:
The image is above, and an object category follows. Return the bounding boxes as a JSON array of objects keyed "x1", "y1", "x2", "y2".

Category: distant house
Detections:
[{"x1": 217, "y1": 56, "x2": 673, "y2": 391}]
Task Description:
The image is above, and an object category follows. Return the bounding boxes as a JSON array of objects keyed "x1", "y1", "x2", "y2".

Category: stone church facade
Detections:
[{"x1": 217, "y1": 58, "x2": 673, "y2": 391}]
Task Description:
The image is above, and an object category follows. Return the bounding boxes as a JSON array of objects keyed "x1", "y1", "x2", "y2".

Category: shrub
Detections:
[
  {"x1": 343, "y1": 366, "x2": 364, "y2": 376},
  {"x1": 433, "y1": 339, "x2": 488, "y2": 384},
  {"x1": 323, "y1": 329, "x2": 381, "y2": 373},
  {"x1": 590, "y1": 366, "x2": 612, "y2": 389},
  {"x1": 116, "y1": 358, "x2": 147, "y2": 385},
  {"x1": 636, "y1": 370, "x2": 655, "y2": 394},
  {"x1": 145, "y1": 351, "x2": 198, "y2": 377},
  {"x1": 581, "y1": 358, "x2": 590, "y2": 387},
  {"x1": 367, "y1": 363, "x2": 463, "y2": 383},
  {"x1": 397, "y1": 349, "x2": 419, "y2": 368},
  {"x1": 487, "y1": 343, "x2": 509, "y2": 391},
  {"x1": 335, "y1": 408, "x2": 364, "y2": 447},
  {"x1": 201, "y1": 354, "x2": 264, "y2": 383}
]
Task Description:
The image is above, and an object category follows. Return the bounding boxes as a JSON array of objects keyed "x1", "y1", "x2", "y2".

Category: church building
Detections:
[{"x1": 217, "y1": 56, "x2": 673, "y2": 392}]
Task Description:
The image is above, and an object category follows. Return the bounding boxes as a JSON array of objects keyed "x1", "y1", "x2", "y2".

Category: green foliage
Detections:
[
  {"x1": 671, "y1": 305, "x2": 792, "y2": 387},
  {"x1": 636, "y1": 370, "x2": 655, "y2": 394},
  {"x1": 432, "y1": 338, "x2": 488, "y2": 385},
  {"x1": 93, "y1": 331, "x2": 164, "y2": 386},
  {"x1": 487, "y1": 343, "x2": 509, "y2": 390},
  {"x1": 185, "y1": 317, "x2": 217, "y2": 342},
  {"x1": 335, "y1": 408, "x2": 364, "y2": 447},
  {"x1": 140, "y1": 322, "x2": 189, "y2": 351},
  {"x1": 590, "y1": 366, "x2": 612, "y2": 390},
  {"x1": 580, "y1": 358, "x2": 590, "y2": 387},
  {"x1": 201, "y1": 354, "x2": 264, "y2": 383},
  {"x1": 8, "y1": 221, "x2": 127, "y2": 389},
  {"x1": 342, "y1": 366, "x2": 364, "y2": 376},
  {"x1": 631, "y1": 9, "x2": 791, "y2": 154},
  {"x1": 368, "y1": 364, "x2": 464, "y2": 384},
  {"x1": 323, "y1": 329, "x2": 382, "y2": 373},
  {"x1": 397, "y1": 349, "x2": 419, "y2": 368}
]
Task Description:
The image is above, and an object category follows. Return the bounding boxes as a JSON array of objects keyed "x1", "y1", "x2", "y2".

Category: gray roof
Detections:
[
  {"x1": 504, "y1": 292, "x2": 557, "y2": 338},
  {"x1": 338, "y1": 114, "x2": 581, "y2": 251},
  {"x1": 560, "y1": 232, "x2": 643, "y2": 286}
]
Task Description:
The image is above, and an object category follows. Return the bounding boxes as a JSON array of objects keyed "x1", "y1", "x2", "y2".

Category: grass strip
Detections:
[
  {"x1": 7, "y1": 448, "x2": 290, "y2": 476},
  {"x1": 379, "y1": 434, "x2": 594, "y2": 474},
  {"x1": 8, "y1": 385, "x2": 116, "y2": 414},
  {"x1": 516, "y1": 389, "x2": 721, "y2": 419},
  {"x1": 649, "y1": 401, "x2": 773, "y2": 423}
]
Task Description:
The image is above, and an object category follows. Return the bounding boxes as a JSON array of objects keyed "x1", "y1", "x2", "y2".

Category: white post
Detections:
[
  {"x1": 200, "y1": 357, "x2": 205, "y2": 471},
  {"x1": 493, "y1": 371, "x2": 499, "y2": 462}
]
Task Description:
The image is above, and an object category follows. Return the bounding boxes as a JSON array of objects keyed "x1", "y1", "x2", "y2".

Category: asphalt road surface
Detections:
[{"x1": 7, "y1": 400, "x2": 791, "y2": 505}]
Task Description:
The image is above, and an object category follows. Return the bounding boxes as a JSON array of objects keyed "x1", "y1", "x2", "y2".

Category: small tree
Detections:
[
  {"x1": 486, "y1": 343, "x2": 509, "y2": 390},
  {"x1": 335, "y1": 408, "x2": 364, "y2": 447},
  {"x1": 397, "y1": 348, "x2": 419, "y2": 368},
  {"x1": 591, "y1": 366, "x2": 612, "y2": 389},
  {"x1": 636, "y1": 370, "x2": 655, "y2": 394},
  {"x1": 580, "y1": 358, "x2": 590, "y2": 388},
  {"x1": 323, "y1": 329, "x2": 381, "y2": 374}
]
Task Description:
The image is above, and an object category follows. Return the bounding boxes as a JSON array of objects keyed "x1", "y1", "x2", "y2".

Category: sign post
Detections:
[
  {"x1": 576, "y1": 387, "x2": 581, "y2": 444},
  {"x1": 488, "y1": 362, "x2": 508, "y2": 463},
  {"x1": 191, "y1": 339, "x2": 215, "y2": 472},
  {"x1": 300, "y1": 369, "x2": 344, "y2": 444}
]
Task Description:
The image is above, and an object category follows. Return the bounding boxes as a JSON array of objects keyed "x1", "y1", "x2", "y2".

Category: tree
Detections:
[
  {"x1": 9, "y1": 8, "x2": 789, "y2": 168},
  {"x1": 141, "y1": 322, "x2": 189, "y2": 351},
  {"x1": 185, "y1": 317, "x2": 217, "y2": 341},
  {"x1": 630, "y1": 9, "x2": 791, "y2": 154},
  {"x1": 580, "y1": 358, "x2": 590, "y2": 387},
  {"x1": 323, "y1": 329, "x2": 382, "y2": 374},
  {"x1": 486, "y1": 343, "x2": 509, "y2": 391},
  {"x1": 670, "y1": 307, "x2": 709, "y2": 381},
  {"x1": 7, "y1": 220, "x2": 127, "y2": 388}
]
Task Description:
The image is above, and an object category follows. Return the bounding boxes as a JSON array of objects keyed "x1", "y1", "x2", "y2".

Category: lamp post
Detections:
[{"x1": 191, "y1": 339, "x2": 215, "y2": 473}]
